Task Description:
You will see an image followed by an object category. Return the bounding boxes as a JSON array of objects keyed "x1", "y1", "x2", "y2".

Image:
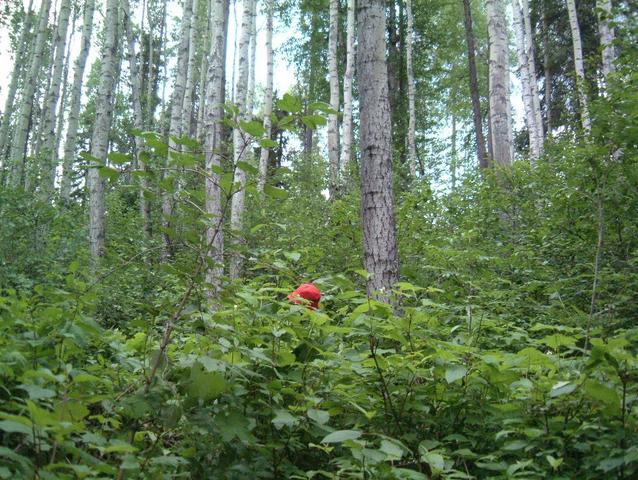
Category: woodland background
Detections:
[{"x1": 0, "y1": 0, "x2": 637, "y2": 478}]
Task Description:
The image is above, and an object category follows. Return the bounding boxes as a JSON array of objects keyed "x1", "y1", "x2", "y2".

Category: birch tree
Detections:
[
  {"x1": 357, "y1": 0, "x2": 399, "y2": 299},
  {"x1": 327, "y1": 0, "x2": 340, "y2": 198},
  {"x1": 0, "y1": 0, "x2": 35, "y2": 172},
  {"x1": 40, "y1": 0, "x2": 72, "y2": 195},
  {"x1": 182, "y1": 0, "x2": 199, "y2": 137},
  {"x1": 597, "y1": 0, "x2": 616, "y2": 82},
  {"x1": 60, "y1": 0, "x2": 95, "y2": 201},
  {"x1": 406, "y1": 0, "x2": 417, "y2": 177},
  {"x1": 123, "y1": 0, "x2": 152, "y2": 238},
  {"x1": 8, "y1": 0, "x2": 52, "y2": 187},
  {"x1": 340, "y1": 0, "x2": 355, "y2": 175},
  {"x1": 566, "y1": 0, "x2": 591, "y2": 132},
  {"x1": 204, "y1": 0, "x2": 229, "y2": 294},
  {"x1": 521, "y1": 0, "x2": 544, "y2": 150},
  {"x1": 88, "y1": 0, "x2": 120, "y2": 263},
  {"x1": 462, "y1": 0, "x2": 488, "y2": 168},
  {"x1": 258, "y1": 0, "x2": 275, "y2": 193},
  {"x1": 163, "y1": 0, "x2": 194, "y2": 258},
  {"x1": 486, "y1": 0, "x2": 513, "y2": 166},
  {"x1": 229, "y1": 0, "x2": 256, "y2": 280}
]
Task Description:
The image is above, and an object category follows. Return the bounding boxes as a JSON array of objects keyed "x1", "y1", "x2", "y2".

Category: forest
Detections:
[{"x1": 0, "y1": 0, "x2": 637, "y2": 478}]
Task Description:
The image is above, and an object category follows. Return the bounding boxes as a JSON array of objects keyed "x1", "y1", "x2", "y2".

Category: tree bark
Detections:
[
  {"x1": 88, "y1": 0, "x2": 119, "y2": 264},
  {"x1": 486, "y1": 0, "x2": 513, "y2": 166},
  {"x1": 566, "y1": 0, "x2": 591, "y2": 133},
  {"x1": 8, "y1": 0, "x2": 52, "y2": 188},
  {"x1": 542, "y1": 0, "x2": 552, "y2": 135},
  {"x1": 182, "y1": 0, "x2": 199, "y2": 138},
  {"x1": 60, "y1": 0, "x2": 95, "y2": 201},
  {"x1": 340, "y1": 0, "x2": 356, "y2": 176},
  {"x1": 357, "y1": 0, "x2": 400, "y2": 300},
  {"x1": 0, "y1": 0, "x2": 35, "y2": 176},
  {"x1": 596, "y1": 0, "x2": 616, "y2": 82},
  {"x1": 40, "y1": 0, "x2": 72, "y2": 195},
  {"x1": 521, "y1": 0, "x2": 544, "y2": 151},
  {"x1": 406, "y1": 0, "x2": 417, "y2": 177},
  {"x1": 328, "y1": 0, "x2": 340, "y2": 198},
  {"x1": 204, "y1": 0, "x2": 229, "y2": 295},
  {"x1": 258, "y1": 0, "x2": 275, "y2": 193},
  {"x1": 229, "y1": 0, "x2": 256, "y2": 280},
  {"x1": 462, "y1": 0, "x2": 488, "y2": 169}
]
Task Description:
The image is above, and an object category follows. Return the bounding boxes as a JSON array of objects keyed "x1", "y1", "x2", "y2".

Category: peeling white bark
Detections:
[
  {"x1": 340, "y1": 0, "x2": 355, "y2": 175},
  {"x1": 566, "y1": 0, "x2": 591, "y2": 132},
  {"x1": 328, "y1": 0, "x2": 340, "y2": 197},
  {"x1": 258, "y1": 0, "x2": 274, "y2": 193}
]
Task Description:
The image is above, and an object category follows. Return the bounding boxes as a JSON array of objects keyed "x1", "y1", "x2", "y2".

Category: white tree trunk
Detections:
[
  {"x1": 0, "y1": 0, "x2": 35, "y2": 172},
  {"x1": 340, "y1": 0, "x2": 355, "y2": 175},
  {"x1": 229, "y1": 0, "x2": 256, "y2": 280},
  {"x1": 123, "y1": 0, "x2": 152, "y2": 239},
  {"x1": 406, "y1": 0, "x2": 417, "y2": 176},
  {"x1": 88, "y1": 0, "x2": 119, "y2": 264},
  {"x1": 182, "y1": 0, "x2": 199, "y2": 138},
  {"x1": 258, "y1": 0, "x2": 275, "y2": 193},
  {"x1": 486, "y1": 0, "x2": 513, "y2": 166},
  {"x1": 53, "y1": 18, "x2": 75, "y2": 165},
  {"x1": 521, "y1": 0, "x2": 544, "y2": 151},
  {"x1": 204, "y1": 0, "x2": 229, "y2": 294},
  {"x1": 40, "y1": 0, "x2": 71, "y2": 195},
  {"x1": 596, "y1": 0, "x2": 616, "y2": 81},
  {"x1": 162, "y1": 0, "x2": 194, "y2": 258},
  {"x1": 327, "y1": 0, "x2": 340, "y2": 198},
  {"x1": 357, "y1": 0, "x2": 399, "y2": 299},
  {"x1": 513, "y1": 0, "x2": 539, "y2": 159},
  {"x1": 60, "y1": 0, "x2": 95, "y2": 201},
  {"x1": 566, "y1": 0, "x2": 591, "y2": 132},
  {"x1": 197, "y1": 1, "x2": 212, "y2": 143},
  {"x1": 9, "y1": 0, "x2": 52, "y2": 187}
]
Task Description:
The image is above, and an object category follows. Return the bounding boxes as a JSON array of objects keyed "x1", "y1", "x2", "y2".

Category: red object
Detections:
[{"x1": 288, "y1": 283, "x2": 321, "y2": 310}]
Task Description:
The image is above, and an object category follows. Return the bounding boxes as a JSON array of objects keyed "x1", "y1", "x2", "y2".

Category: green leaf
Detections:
[
  {"x1": 307, "y1": 409, "x2": 330, "y2": 425},
  {"x1": 583, "y1": 379, "x2": 620, "y2": 408},
  {"x1": 107, "y1": 152, "x2": 131, "y2": 165},
  {"x1": 308, "y1": 101, "x2": 336, "y2": 114},
  {"x1": 379, "y1": 439, "x2": 405, "y2": 459},
  {"x1": 277, "y1": 93, "x2": 302, "y2": 113},
  {"x1": 540, "y1": 334, "x2": 577, "y2": 349},
  {"x1": 264, "y1": 184, "x2": 288, "y2": 199},
  {"x1": 98, "y1": 166, "x2": 120, "y2": 181},
  {"x1": 321, "y1": 430, "x2": 362, "y2": 443},
  {"x1": 272, "y1": 409, "x2": 298, "y2": 429},
  {"x1": 239, "y1": 120, "x2": 266, "y2": 137},
  {"x1": 188, "y1": 363, "x2": 228, "y2": 400},
  {"x1": 549, "y1": 381, "x2": 578, "y2": 397},
  {"x1": 0, "y1": 420, "x2": 32, "y2": 435},
  {"x1": 502, "y1": 440, "x2": 528, "y2": 451},
  {"x1": 259, "y1": 138, "x2": 278, "y2": 148},
  {"x1": 236, "y1": 161, "x2": 259, "y2": 175},
  {"x1": 301, "y1": 115, "x2": 327, "y2": 129},
  {"x1": 445, "y1": 364, "x2": 467, "y2": 383},
  {"x1": 18, "y1": 384, "x2": 56, "y2": 400},
  {"x1": 284, "y1": 251, "x2": 301, "y2": 262},
  {"x1": 420, "y1": 451, "x2": 445, "y2": 472}
]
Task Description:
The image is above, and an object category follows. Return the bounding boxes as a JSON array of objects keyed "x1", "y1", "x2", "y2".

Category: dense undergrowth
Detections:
[{"x1": 1, "y1": 90, "x2": 638, "y2": 478}]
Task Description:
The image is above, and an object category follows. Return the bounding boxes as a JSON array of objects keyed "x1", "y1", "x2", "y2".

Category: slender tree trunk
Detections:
[
  {"x1": 204, "y1": 0, "x2": 229, "y2": 296},
  {"x1": 40, "y1": 0, "x2": 71, "y2": 196},
  {"x1": 88, "y1": 0, "x2": 119, "y2": 264},
  {"x1": 60, "y1": 0, "x2": 95, "y2": 201},
  {"x1": 566, "y1": 0, "x2": 591, "y2": 133},
  {"x1": 340, "y1": 0, "x2": 355, "y2": 176},
  {"x1": 386, "y1": 0, "x2": 399, "y2": 114},
  {"x1": 542, "y1": 0, "x2": 553, "y2": 135},
  {"x1": 513, "y1": 0, "x2": 540, "y2": 159},
  {"x1": 162, "y1": 0, "x2": 194, "y2": 259},
  {"x1": 182, "y1": 0, "x2": 199, "y2": 137},
  {"x1": 486, "y1": 0, "x2": 513, "y2": 166},
  {"x1": 521, "y1": 0, "x2": 544, "y2": 151},
  {"x1": 451, "y1": 115, "x2": 457, "y2": 190},
  {"x1": 0, "y1": 0, "x2": 35, "y2": 175},
  {"x1": 328, "y1": 0, "x2": 340, "y2": 198},
  {"x1": 406, "y1": 0, "x2": 417, "y2": 177},
  {"x1": 53, "y1": 15, "x2": 75, "y2": 163},
  {"x1": 596, "y1": 0, "x2": 616, "y2": 81},
  {"x1": 258, "y1": 0, "x2": 275, "y2": 193},
  {"x1": 462, "y1": 0, "x2": 488, "y2": 169},
  {"x1": 229, "y1": 0, "x2": 256, "y2": 280},
  {"x1": 357, "y1": 0, "x2": 400, "y2": 300},
  {"x1": 197, "y1": 2, "x2": 212, "y2": 143},
  {"x1": 123, "y1": 0, "x2": 152, "y2": 239},
  {"x1": 8, "y1": 0, "x2": 52, "y2": 188}
]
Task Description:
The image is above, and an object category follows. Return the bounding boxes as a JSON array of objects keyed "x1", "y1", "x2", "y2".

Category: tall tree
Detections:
[
  {"x1": 328, "y1": 0, "x2": 340, "y2": 198},
  {"x1": 88, "y1": 0, "x2": 120, "y2": 263},
  {"x1": 596, "y1": 0, "x2": 616, "y2": 82},
  {"x1": 406, "y1": 0, "x2": 417, "y2": 177},
  {"x1": 340, "y1": 0, "x2": 355, "y2": 176},
  {"x1": 40, "y1": 0, "x2": 72, "y2": 196},
  {"x1": 462, "y1": 0, "x2": 488, "y2": 168},
  {"x1": 60, "y1": 0, "x2": 95, "y2": 201},
  {"x1": 486, "y1": 0, "x2": 513, "y2": 166},
  {"x1": 258, "y1": 0, "x2": 275, "y2": 193},
  {"x1": 182, "y1": 0, "x2": 199, "y2": 137},
  {"x1": 0, "y1": 0, "x2": 35, "y2": 174},
  {"x1": 357, "y1": 0, "x2": 400, "y2": 299},
  {"x1": 204, "y1": 0, "x2": 229, "y2": 295},
  {"x1": 229, "y1": 0, "x2": 256, "y2": 280},
  {"x1": 8, "y1": 0, "x2": 52, "y2": 187},
  {"x1": 566, "y1": 0, "x2": 591, "y2": 132},
  {"x1": 521, "y1": 0, "x2": 544, "y2": 150}
]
